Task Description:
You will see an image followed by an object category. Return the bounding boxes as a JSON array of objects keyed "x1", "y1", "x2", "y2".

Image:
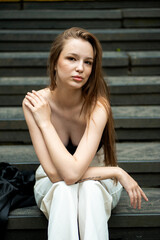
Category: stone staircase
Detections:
[{"x1": 0, "y1": 1, "x2": 160, "y2": 239}]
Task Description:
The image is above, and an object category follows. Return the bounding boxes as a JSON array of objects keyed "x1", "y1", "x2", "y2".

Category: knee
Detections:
[
  {"x1": 54, "y1": 181, "x2": 77, "y2": 198},
  {"x1": 80, "y1": 180, "x2": 102, "y2": 196},
  {"x1": 55, "y1": 181, "x2": 71, "y2": 192},
  {"x1": 79, "y1": 180, "x2": 112, "y2": 203},
  {"x1": 80, "y1": 180, "x2": 101, "y2": 188}
]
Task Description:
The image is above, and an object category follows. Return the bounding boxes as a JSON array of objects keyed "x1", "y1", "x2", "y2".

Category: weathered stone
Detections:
[
  {"x1": 123, "y1": 8, "x2": 160, "y2": 18},
  {"x1": 1, "y1": 142, "x2": 159, "y2": 173},
  {"x1": 1, "y1": 106, "x2": 160, "y2": 129},
  {"x1": 7, "y1": 188, "x2": 160, "y2": 229},
  {"x1": 123, "y1": 19, "x2": 160, "y2": 28},
  {"x1": 0, "y1": 10, "x2": 122, "y2": 20},
  {"x1": 1, "y1": 29, "x2": 160, "y2": 41},
  {"x1": 23, "y1": 1, "x2": 160, "y2": 10},
  {"x1": 129, "y1": 51, "x2": 160, "y2": 66}
]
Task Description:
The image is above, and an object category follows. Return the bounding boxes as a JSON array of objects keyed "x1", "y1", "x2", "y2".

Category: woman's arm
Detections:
[
  {"x1": 24, "y1": 90, "x2": 148, "y2": 209},
  {"x1": 23, "y1": 98, "x2": 129, "y2": 187},
  {"x1": 24, "y1": 90, "x2": 108, "y2": 184},
  {"x1": 77, "y1": 166, "x2": 148, "y2": 209},
  {"x1": 22, "y1": 99, "x2": 63, "y2": 183}
]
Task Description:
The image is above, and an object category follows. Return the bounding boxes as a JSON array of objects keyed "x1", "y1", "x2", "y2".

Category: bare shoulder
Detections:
[
  {"x1": 93, "y1": 99, "x2": 110, "y2": 118},
  {"x1": 37, "y1": 87, "x2": 51, "y2": 99},
  {"x1": 90, "y1": 99, "x2": 110, "y2": 126},
  {"x1": 22, "y1": 87, "x2": 51, "y2": 111}
]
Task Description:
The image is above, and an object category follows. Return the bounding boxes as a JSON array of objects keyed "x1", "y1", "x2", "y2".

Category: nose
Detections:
[{"x1": 76, "y1": 60, "x2": 84, "y2": 73}]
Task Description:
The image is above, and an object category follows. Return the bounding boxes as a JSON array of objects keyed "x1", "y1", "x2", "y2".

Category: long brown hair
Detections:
[{"x1": 48, "y1": 27, "x2": 117, "y2": 167}]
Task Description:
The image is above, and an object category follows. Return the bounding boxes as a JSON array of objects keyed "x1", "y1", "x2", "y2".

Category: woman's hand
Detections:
[
  {"x1": 23, "y1": 90, "x2": 51, "y2": 128},
  {"x1": 117, "y1": 167, "x2": 148, "y2": 209}
]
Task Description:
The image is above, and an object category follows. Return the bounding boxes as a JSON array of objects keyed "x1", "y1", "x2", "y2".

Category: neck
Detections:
[{"x1": 52, "y1": 86, "x2": 83, "y2": 109}]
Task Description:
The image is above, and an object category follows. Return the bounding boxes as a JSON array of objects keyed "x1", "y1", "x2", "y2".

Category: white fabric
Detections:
[{"x1": 34, "y1": 148, "x2": 123, "y2": 240}]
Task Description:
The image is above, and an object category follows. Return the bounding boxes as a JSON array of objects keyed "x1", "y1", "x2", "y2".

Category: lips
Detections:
[{"x1": 72, "y1": 75, "x2": 83, "y2": 81}]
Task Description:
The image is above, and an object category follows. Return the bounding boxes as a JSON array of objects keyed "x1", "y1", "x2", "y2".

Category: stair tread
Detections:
[
  {"x1": 0, "y1": 28, "x2": 160, "y2": 41},
  {"x1": 0, "y1": 51, "x2": 129, "y2": 67},
  {"x1": 0, "y1": 106, "x2": 160, "y2": 121},
  {"x1": 0, "y1": 77, "x2": 160, "y2": 107},
  {"x1": 1, "y1": 8, "x2": 159, "y2": 19},
  {"x1": 3, "y1": 0, "x2": 159, "y2": 10},
  {"x1": 123, "y1": 8, "x2": 160, "y2": 18},
  {"x1": 1, "y1": 51, "x2": 160, "y2": 67},
  {"x1": 0, "y1": 143, "x2": 159, "y2": 173},
  {"x1": 0, "y1": 76, "x2": 159, "y2": 94},
  {"x1": 7, "y1": 188, "x2": 160, "y2": 229},
  {"x1": 1, "y1": 106, "x2": 159, "y2": 142},
  {"x1": 1, "y1": 8, "x2": 159, "y2": 30},
  {"x1": 0, "y1": 9, "x2": 122, "y2": 19},
  {"x1": 0, "y1": 142, "x2": 159, "y2": 162},
  {"x1": 23, "y1": 0, "x2": 160, "y2": 9},
  {"x1": 129, "y1": 51, "x2": 160, "y2": 65},
  {"x1": 107, "y1": 76, "x2": 160, "y2": 93}
]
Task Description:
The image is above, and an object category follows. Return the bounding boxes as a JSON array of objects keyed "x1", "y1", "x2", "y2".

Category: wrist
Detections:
[
  {"x1": 39, "y1": 121, "x2": 53, "y2": 130},
  {"x1": 115, "y1": 167, "x2": 123, "y2": 180}
]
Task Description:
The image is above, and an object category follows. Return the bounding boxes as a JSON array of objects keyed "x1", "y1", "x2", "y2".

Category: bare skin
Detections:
[{"x1": 23, "y1": 38, "x2": 148, "y2": 209}]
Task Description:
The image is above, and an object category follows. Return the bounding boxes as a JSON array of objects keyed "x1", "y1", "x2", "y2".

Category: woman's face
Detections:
[{"x1": 55, "y1": 38, "x2": 94, "y2": 89}]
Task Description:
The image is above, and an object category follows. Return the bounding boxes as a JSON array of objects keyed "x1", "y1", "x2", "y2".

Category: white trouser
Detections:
[{"x1": 34, "y1": 167, "x2": 123, "y2": 240}]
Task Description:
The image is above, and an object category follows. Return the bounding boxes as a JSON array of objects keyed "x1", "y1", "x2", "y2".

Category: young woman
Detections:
[{"x1": 23, "y1": 27, "x2": 148, "y2": 240}]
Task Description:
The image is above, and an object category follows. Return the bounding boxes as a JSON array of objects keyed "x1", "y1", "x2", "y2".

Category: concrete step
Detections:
[
  {"x1": 0, "y1": 51, "x2": 128, "y2": 76},
  {"x1": 0, "y1": 8, "x2": 160, "y2": 29},
  {"x1": 0, "y1": 76, "x2": 160, "y2": 106},
  {"x1": 0, "y1": 9, "x2": 122, "y2": 29},
  {"x1": 1, "y1": 0, "x2": 160, "y2": 10},
  {"x1": 23, "y1": 0, "x2": 160, "y2": 10},
  {"x1": 5, "y1": 188, "x2": 160, "y2": 240},
  {"x1": 128, "y1": 51, "x2": 160, "y2": 75},
  {"x1": 123, "y1": 8, "x2": 160, "y2": 28},
  {"x1": 0, "y1": 51, "x2": 160, "y2": 76},
  {"x1": 107, "y1": 76, "x2": 160, "y2": 105},
  {"x1": 1, "y1": 29, "x2": 160, "y2": 51},
  {"x1": 0, "y1": 142, "x2": 159, "y2": 187},
  {"x1": 0, "y1": 106, "x2": 160, "y2": 143}
]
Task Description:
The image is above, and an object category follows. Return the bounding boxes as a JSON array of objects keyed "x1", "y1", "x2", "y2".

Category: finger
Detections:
[
  {"x1": 136, "y1": 188, "x2": 142, "y2": 209},
  {"x1": 25, "y1": 94, "x2": 38, "y2": 107},
  {"x1": 133, "y1": 189, "x2": 138, "y2": 209},
  {"x1": 128, "y1": 191, "x2": 134, "y2": 208},
  {"x1": 27, "y1": 92, "x2": 40, "y2": 104},
  {"x1": 27, "y1": 91, "x2": 45, "y2": 106},
  {"x1": 32, "y1": 90, "x2": 46, "y2": 104},
  {"x1": 139, "y1": 187, "x2": 149, "y2": 202},
  {"x1": 23, "y1": 98, "x2": 35, "y2": 111}
]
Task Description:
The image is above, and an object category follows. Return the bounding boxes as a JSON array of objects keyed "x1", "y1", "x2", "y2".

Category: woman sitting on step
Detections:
[{"x1": 23, "y1": 27, "x2": 148, "y2": 240}]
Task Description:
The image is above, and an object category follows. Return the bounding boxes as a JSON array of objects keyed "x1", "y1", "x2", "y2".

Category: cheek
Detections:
[
  {"x1": 84, "y1": 68, "x2": 92, "y2": 85},
  {"x1": 57, "y1": 61, "x2": 72, "y2": 74},
  {"x1": 86, "y1": 67, "x2": 92, "y2": 77}
]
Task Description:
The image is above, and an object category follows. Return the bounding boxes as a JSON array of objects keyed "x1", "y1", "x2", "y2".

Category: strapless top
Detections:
[{"x1": 66, "y1": 138, "x2": 103, "y2": 155}]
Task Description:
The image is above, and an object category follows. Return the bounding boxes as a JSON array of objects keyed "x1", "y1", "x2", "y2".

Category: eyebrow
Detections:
[{"x1": 67, "y1": 53, "x2": 93, "y2": 60}]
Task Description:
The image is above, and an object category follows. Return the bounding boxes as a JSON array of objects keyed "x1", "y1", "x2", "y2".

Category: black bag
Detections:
[{"x1": 0, "y1": 162, "x2": 36, "y2": 239}]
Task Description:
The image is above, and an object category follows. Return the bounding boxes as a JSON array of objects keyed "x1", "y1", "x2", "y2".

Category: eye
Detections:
[
  {"x1": 85, "y1": 61, "x2": 93, "y2": 66},
  {"x1": 67, "y1": 57, "x2": 76, "y2": 61}
]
